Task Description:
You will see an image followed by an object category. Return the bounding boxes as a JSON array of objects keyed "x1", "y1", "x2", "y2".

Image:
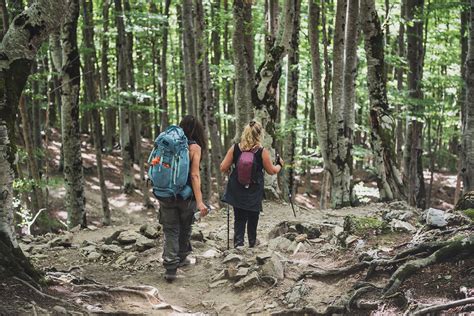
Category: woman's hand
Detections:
[{"x1": 197, "y1": 201, "x2": 208, "y2": 218}]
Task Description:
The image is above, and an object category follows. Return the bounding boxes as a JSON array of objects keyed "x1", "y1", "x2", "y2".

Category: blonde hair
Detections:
[{"x1": 240, "y1": 121, "x2": 263, "y2": 151}]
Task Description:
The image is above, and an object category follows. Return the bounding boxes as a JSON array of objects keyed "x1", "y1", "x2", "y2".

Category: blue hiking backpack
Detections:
[{"x1": 148, "y1": 125, "x2": 193, "y2": 200}]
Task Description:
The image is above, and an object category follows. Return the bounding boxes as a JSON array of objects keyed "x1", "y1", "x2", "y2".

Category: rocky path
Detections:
[{"x1": 16, "y1": 198, "x2": 474, "y2": 315}]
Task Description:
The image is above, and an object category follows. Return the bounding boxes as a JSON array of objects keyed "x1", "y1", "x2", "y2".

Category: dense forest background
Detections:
[{"x1": 0, "y1": 0, "x2": 473, "y2": 230}]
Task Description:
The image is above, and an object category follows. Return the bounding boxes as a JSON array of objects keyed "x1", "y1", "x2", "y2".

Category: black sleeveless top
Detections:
[{"x1": 222, "y1": 144, "x2": 265, "y2": 212}]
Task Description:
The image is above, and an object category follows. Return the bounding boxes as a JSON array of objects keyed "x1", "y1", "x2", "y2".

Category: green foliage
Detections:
[
  {"x1": 461, "y1": 209, "x2": 474, "y2": 221},
  {"x1": 344, "y1": 215, "x2": 389, "y2": 236}
]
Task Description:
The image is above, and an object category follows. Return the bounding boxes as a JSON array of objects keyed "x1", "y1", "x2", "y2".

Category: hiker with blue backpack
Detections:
[
  {"x1": 220, "y1": 121, "x2": 284, "y2": 248},
  {"x1": 148, "y1": 115, "x2": 208, "y2": 282}
]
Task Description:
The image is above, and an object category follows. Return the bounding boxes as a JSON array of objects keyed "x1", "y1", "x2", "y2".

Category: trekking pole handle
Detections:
[{"x1": 275, "y1": 153, "x2": 282, "y2": 167}]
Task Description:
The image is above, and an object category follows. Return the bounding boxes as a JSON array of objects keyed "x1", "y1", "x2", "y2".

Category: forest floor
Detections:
[{"x1": 1, "y1": 131, "x2": 472, "y2": 315}]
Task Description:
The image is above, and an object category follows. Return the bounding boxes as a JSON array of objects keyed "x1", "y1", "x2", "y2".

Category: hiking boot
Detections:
[
  {"x1": 178, "y1": 257, "x2": 191, "y2": 267},
  {"x1": 249, "y1": 238, "x2": 260, "y2": 248},
  {"x1": 164, "y1": 268, "x2": 177, "y2": 283}
]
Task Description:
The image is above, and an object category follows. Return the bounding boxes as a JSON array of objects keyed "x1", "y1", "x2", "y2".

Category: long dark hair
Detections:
[{"x1": 179, "y1": 115, "x2": 207, "y2": 150}]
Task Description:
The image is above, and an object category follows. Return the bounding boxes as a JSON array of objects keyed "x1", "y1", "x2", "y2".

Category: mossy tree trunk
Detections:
[
  {"x1": 462, "y1": 0, "x2": 474, "y2": 193},
  {"x1": 0, "y1": 0, "x2": 66, "y2": 279},
  {"x1": 252, "y1": 0, "x2": 300, "y2": 199},
  {"x1": 61, "y1": 0, "x2": 86, "y2": 228},
  {"x1": 361, "y1": 0, "x2": 406, "y2": 201}
]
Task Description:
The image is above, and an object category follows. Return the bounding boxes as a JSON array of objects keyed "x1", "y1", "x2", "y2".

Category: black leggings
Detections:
[{"x1": 233, "y1": 208, "x2": 260, "y2": 248}]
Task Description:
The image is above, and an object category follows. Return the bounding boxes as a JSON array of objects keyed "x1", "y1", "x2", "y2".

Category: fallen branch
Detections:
[{"x1": 412, "y1": 297, "x2": 474, "y2": 316}]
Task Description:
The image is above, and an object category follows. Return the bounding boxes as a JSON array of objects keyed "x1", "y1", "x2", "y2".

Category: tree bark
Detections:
[
  {"x1": 101, "y1": 0, "x2": 115, "y2": 154},
  {"x1": 160, "y1": 0, "x2": 170, "y2": 130},
  {"x1": 182, "y1": 0, "x2": 197, "y2": 116},
  {"x1": 360, "y1": 0, "x2": 406, "y2": 201},
  {"x1": 232, "y1": 0, "x2": 254, "y2": 141},
  {"x1": 18, "y1": 94, "x2": 45, "y2": 212},
  {"x1": 193, "y1": 0, "x2": 216, "y2": 201},
  {"x1": 81, "y1": 0, "x2": 111, "y2": 225},
  {"x1": 462, "y1": 0, "x2": 474, "y2": 192},
  {"x1": 284, "y1": 0, "x2": 301, "y2": 199},
  {"x1": 0, "y1": 0, "x2": 9, "y2": 40},
  {"x1": 309, "y1": 0, "x2": 330, "y2": 209},
  {"x1": 115, "y1": 0, "x2": 134, "y2": 193},
  {"x1": 61, "y1": 0, "x2": 86, "y2": 228},
  {"x1": 0, "y1": 0, "x2": 66, "y2": 279},
  {"x1": 403, "y1": 0, "x2": 426, "y2": 208},
  {"x1": 253, "y1": 0, "x2": 300, "y2": 199},
  {"x1": 395, "y1": 0, "x2": 406, "y2": 168}
]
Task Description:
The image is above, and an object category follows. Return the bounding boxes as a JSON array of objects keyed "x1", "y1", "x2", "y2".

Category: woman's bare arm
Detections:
[
  {"x1": 189, "y1": 144, "x2": 208, "y2": 215},
  {"x1": 262, "y1": 148, "x2": 283, "y2": 175},
  {"x1": 220, "y1": 145, "x2": 234, "y2": 173}
]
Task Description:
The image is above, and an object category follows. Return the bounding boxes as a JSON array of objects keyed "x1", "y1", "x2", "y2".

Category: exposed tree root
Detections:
[
  {"x1": 298, "y1": 261, "x2": 370, "y2": 280},
  {"x1": 412, "y1": 297, "x2": 474, "y2": 315},
  {"x1": 383, "y1": 235, "x2": 474, "y2": 296},
  {"x1": 0, "y1": 232, "x2": 43, "y2": 285},
  {"x1": 13, "y1": 277, "x2": 75, "y2": 307}
]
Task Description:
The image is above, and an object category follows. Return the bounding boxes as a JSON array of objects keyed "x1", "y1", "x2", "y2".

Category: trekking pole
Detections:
[
  {"x1": 226, "y1": 203, "x2": 230, "y2": 250},
  {"x1": 277, "y1": 154, "x2": 297, "y2": 218}
]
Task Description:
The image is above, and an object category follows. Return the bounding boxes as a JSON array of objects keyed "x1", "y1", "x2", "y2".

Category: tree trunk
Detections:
[
  {"x1": 309, "y1": 0, "x2": 330, "y2": 209},
  {"x1": 101, "y1": 0, "x2": 115, "y2": 154},
  {"x1": 253, "y1": 0, "x2": 300, "y2": 199},
  {"x1": 182, "y1": 0, "x2": 197, "y2": 116},
  {"x1": 342, "y1": 0, "x2": 359, "y2": 182},
  {"x1": 81, "y1": 0, "x2": 111, "y2": 225},
  {"x1": 160, "y1": 0, "x2": 171, "y2": 130},
  {"x1": 0, "y1": 0, "x2": 9, "y2": 40},
  {"x1": 360, "y1": 0, "x2": 406, "y2": 201},
  {"x1": 0, "y1": 0, "x2": 66, "y2": 279},
  {"x1": 115, "y1": 0, "x2": 134, "y2": 193},
  {"x1": 328, "y1": 0, "x2": 354, "y2": 208},
  {"x1": 403, "y1": 0, "x2": 426, "y2": 208},
  {"x1": 18, "y1": 94, "x2": 45, "y2": 212},
  {"x1": 395, "y1": 0, "x2": 405, "y2": 168},
  {"x1": 193, "y1": 0, "x2": 214, "y2": 201},
  {"x1": 284, "y1": 0, "x2": 301, "y2": 199},
  {"x1": 462, "y1": 0, "x2": 474, "y2": 192},
  {"x1": 232, "y1": 0, "x2": 254, "y2": 141},
  {"x1": 61, "y1": 0, "x2": 86, "y2": 228}
]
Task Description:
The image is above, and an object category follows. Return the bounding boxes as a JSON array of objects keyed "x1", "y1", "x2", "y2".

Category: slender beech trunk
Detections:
[
  {"x1": 182, "y1": 0, "x2": 197, "y2": 116},
  {"x1": 61, "y1": 0, "x2": 86, "y2": 228},
  {"x1": 115, "y1": 0, "x2": 134, "y2": 193},
  {"x1": 342, "y1": 0, "x2": 359, "y2": 181},
  {"x1": 309, "y1": 0, "x2": 330, "y2": 209},
  {"x1": 327, "y1": 0, "x2": 354, "y2": 208},
  {"x1": 462, "y1": 0, "x2": 474, "y2": 192},
  {"x1": 160, "y1": 0, "x2": 171, "y2": 130},
  {"x1": 456, "y1": 0, "x2": 469, "y2": 203},
  {"x1": 361, "y1": 0, "x2": 406, "y2": 201},
  {"x1": 102, "y1": 0, "x2": 115, "y2": 154},
  {"x1": 194, "y1": 0, "x2": 214, "y2": 200},
  {"x1": 396, "y1": 0, "x2": 405, "y2": 168},
  {"x1": 253, "y1": 0, "x2": 300, "y2": 199},
  {"x1": 18, "y1": 95, "x2": 45, "y2": 212},
  {"x1": 0, "y1": 0, "x2": 9, "y2": 40},
  {"x1": 232, "y1": 0, "x2": 254, "y2": 141},
  {"x1": 404, "y1": 0, "x2": 426, "y2": 208},
  {"x1": 284, "y1": 0, "x2": 301, "y2": 199},
  {"x1": 82, "y1": 0, "x2": 111, "y2": 225}
]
